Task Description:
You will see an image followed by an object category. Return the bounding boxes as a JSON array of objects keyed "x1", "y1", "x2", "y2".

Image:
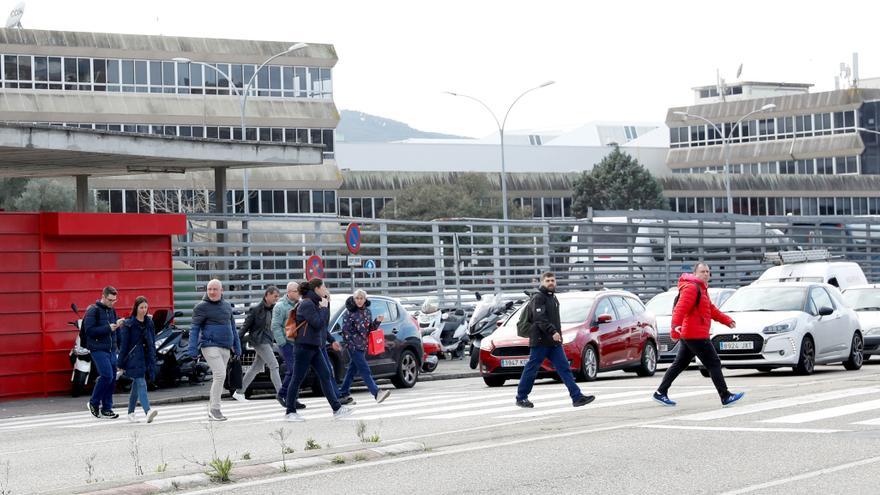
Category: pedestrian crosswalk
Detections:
[{"x1": 3, "y1": 384, "x2": 880, "y2": 433}]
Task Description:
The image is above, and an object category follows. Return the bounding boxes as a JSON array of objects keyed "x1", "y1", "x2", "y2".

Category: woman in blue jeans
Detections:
[
  {"x1": 339, "y1": 290, "x2": 391, "y2": 404},
  {"x1": 118, "y1": 296, "x2": 159, "y2": 424}
]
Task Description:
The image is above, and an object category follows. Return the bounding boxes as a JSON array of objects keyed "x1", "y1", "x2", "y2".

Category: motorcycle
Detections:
[
  {"x1": 466, "y1": 293, "x2": 518, "y2": 369},
  {"x1": 68, "y1": 303, "x2": 94, "y2": 397},
  {"x1": 416, "y1": 297, "x2": 469, "y2": 360},
  {"x1": 152, "y1": 309, "x2": 208, "y2": 387},
  {"x1": 421, "y1": 334, "x2": 441, "y2": 372}
]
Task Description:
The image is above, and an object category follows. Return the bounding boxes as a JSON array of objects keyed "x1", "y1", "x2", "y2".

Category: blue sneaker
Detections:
[
  {"x1": 722, "y1": 392, "x2": 745, "y2": 407},
  {"x1": 652, "y1": 392, "x2": 676, "y2": 407}
]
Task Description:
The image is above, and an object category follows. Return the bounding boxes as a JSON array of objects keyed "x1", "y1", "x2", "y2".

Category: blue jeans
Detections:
[
  {"x1": 516, "y1": 345, "x2": 583, "y2": 402},
  {"x1": 89, "y1": 350, "x2": 117, "y2": 412},
  {"x1": 285, "y1": 344, "x2": 341, "y2": 414},
  {"x1": 127, "y1": 377, "x2": 151, "y2": 414},
  {"x1": 278, "y1": 343, "x2": 294, "y2": 399},
  {"x1": 340, "y1": 348, "x2": 379, "y2": 397}
]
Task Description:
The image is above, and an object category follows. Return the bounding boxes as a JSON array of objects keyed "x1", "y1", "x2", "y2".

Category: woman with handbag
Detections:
[
  {"x1": 338, "y1": 290, "x2": 390, "y2": 404},
  {"x1": 118, "y1": 296, "x2": 159, "y2": 423}
]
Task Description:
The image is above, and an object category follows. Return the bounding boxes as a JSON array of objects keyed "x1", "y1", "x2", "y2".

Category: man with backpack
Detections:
[
  {"x1": 85, "y1": 286, "x2": 124, "y2": 419},
  {"x1": 653, "y1": 262, "x2": 745, "y2": 407},
  {"x1": 515, "y1": 272, "x2": 595, "y2": 408}
]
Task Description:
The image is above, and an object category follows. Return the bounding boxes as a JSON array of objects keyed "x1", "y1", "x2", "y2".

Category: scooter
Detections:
[
  {"x1": 421, "y1": 334, "x2": 441, "y2": 373},
  {"x1": 416, "y1": 298, "x2": 469, "y2": 360},
  {"x1": 68, "y1": 303, "x2": 94, "y2": 397},
  {"x1": 153, "y1": 309, "x2": 208, "y2": 387},
  {"x1": 466, "y1": 294, "x2": 518, "y2": 369}
]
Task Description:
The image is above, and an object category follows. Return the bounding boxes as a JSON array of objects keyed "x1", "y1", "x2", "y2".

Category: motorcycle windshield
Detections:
[{"x1": 468, "y1": 295, "x2": 498, "y2": 328}]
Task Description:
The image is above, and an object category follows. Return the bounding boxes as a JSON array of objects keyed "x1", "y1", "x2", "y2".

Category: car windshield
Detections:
[
  {"x1": 721, "y1": 287, "x2": 807, "y2": 313},
  {"x1": 646, "y1": 292, "x2": 676, "y2": 316},
  {"x1": 842, "y1": 289, "x2": 880, "y2": 311}
]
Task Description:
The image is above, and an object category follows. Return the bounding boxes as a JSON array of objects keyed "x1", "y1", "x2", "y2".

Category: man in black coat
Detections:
[{"x1": 515, "y1": 272, "x2": 595, "y2": 408}]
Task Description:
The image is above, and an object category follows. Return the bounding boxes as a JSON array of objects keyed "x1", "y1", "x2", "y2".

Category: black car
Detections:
[{"x1": 241, "y1": 295, "x2": 423, "y2": 397}]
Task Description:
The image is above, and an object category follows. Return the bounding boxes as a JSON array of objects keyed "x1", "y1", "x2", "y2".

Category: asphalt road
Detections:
[{"x1": 2, "y1": 361, "x2": 880, "y2": 494}]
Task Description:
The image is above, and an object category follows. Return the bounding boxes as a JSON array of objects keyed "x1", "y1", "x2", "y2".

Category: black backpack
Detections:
[
  {"x1": 78, "y1": 305, "x2": 95, "y2": 348},
  {"x1": 516, "y1": 296, "x2": 535, "y2": 338},
  {"x1": 672, "y1": 283, "x2": 702, "y2": 314}
]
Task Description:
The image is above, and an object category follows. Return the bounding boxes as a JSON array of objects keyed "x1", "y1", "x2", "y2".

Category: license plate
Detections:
[
  {"x1": 501, "y1": 359, "x2": 528, "y2": 367},
  {"x1": 720, "y1": 341, "x2": 753, "y2": 351},
  {"x1": 660, "y1": 345, "x2": 669, "y2": 352}
]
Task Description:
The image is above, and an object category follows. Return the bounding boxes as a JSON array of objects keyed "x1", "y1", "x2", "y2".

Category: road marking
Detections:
[
  {"x1": 495, "y1": 389, "x2": 717, "y2": 419},
  {"x1": 639, "y1": 424, "x2": 844, "y2": 434},
  {"x1": 675, "y1": 387, "x2": 880, "y2": 422},
  {"x1": 761, "y1": 398, "x2": 880, "y2": 424},
  {"x1": 716, "y1": 455, "x2": 880, "y2": 495},
  {"x1": 852, "y1": 416, "x2": 880, "y2": 426},
  {"x1": 420, "y1": 390, "x2": 652, "y2": 420}
]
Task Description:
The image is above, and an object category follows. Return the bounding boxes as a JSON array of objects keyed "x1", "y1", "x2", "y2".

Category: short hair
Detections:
[
  {"x1": 264, "y1": 285, "x2": 280, "y2": 297},
  {"x1": 207, "y1": 279, "x2": 222, "y2": 289},
  {"x1": 541, "y1": 272, "x2": 556, "y2": 280},
  {"x1": 693, "y1": 262, "x2": 710, "y2": 272},
  {"x1": 102, "y1": 286, "x2": 117, "y2": 297},
  {"x1": 354, "y1": 289, "x2": 368, "y2": 299},
  {"x1": 286, "y1": 281, "x2": 299, "y2": 292}
]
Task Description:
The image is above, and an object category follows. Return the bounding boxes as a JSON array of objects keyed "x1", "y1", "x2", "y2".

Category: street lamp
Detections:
[
  {"x1": 173, "y1": 42, "x2": 308, "y2": 214},
  {"x1": 445, "y1": 81, "x2": 555, "y2": 221},
  {"x1": 674, "y1": 103, "x2": 776, "y2": 214}
]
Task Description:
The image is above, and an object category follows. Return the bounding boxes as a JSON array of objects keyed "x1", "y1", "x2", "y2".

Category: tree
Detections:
[
  {"x1": 382, "y1": 173, "x2": 528, "y2": 221},
  {"x1": 1, "y1": 178, "x2": 108, "y2": 212},
  {"x1": 570, "y1": 146, "x2": 668, "y2": 216}
]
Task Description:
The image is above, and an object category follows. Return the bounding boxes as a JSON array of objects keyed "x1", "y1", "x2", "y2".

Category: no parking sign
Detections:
[
  {"x1": 306, "y1": 254, "x2": 325, "y2": 280},
  {"x1": 346, "y1": 223, "x2": 361, "y2": 255}
]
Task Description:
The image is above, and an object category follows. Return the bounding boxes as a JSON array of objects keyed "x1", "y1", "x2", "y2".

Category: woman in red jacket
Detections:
[{"x1": 653, "y1": 262, "x2": 745, "y2": 407}]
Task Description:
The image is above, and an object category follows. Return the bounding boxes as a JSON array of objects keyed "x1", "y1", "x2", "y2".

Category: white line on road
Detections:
[
  {"x1": 761, "y1": 398, "x2": 880, "y2": 424},
  {"x1": 716, "y1": 455, "x2": 880, "y2": 495},
  {"x1": 495, "y1": 389, "x2": 717, "y2": 419},
  {"x1": 639, "y1": 424, "x2": 845, "y2": 434}
]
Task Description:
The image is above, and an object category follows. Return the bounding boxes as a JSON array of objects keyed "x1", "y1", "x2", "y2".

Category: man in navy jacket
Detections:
[{"x1": 85, "y1": 286, "x2": 124, "y2": 419}]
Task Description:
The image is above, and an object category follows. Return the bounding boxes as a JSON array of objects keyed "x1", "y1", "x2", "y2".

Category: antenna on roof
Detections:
[{"x1": 5, "y1": 2, "x2": 24, "y2": 29}]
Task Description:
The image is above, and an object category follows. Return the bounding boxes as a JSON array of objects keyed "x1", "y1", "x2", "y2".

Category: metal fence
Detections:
[{"x1": 171, "y1": 211, "x2": 880, "y2": 325}]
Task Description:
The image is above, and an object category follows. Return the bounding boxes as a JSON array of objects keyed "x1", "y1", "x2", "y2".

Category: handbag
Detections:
[
  {"x1": 225, "y1": 355, "x2": 243, "y2": 392},
  {"x1": 367, "y1": 329, "x2": 385, "y2": 356}
]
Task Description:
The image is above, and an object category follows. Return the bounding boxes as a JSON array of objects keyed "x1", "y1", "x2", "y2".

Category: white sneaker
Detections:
[
  {"x1": 232, "y1": 391, "x2": 249, "y2": 402},
  {"x1": 146, "y1": 409, "x2": 158, "y2": 424},
  {"x1": 208, "y1": 408, "x2": 227, "y2": 421},
  {"x1": 375, "y1": 390, "x2": 391, "y2": 404},
  {"x1": 284, "y1": 412, "x2": 305, "y2": 422},
  {"x1": 127, "y1": 413, "x2": 138, "y2": 423},
  {"x1": 333, "y1": 405, "x2": 353, "y2": 420}
]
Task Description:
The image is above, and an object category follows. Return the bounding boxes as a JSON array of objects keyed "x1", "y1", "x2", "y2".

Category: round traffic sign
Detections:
[
  {"x1": 346, "y1": 223, "x2": 361, "y2": 254},
  {"x1": 306, "y1": 254, "x2": 325, "y2": 280},
  {"x1": 364, "y1": 259, "x2": 376, "y2": 271}
]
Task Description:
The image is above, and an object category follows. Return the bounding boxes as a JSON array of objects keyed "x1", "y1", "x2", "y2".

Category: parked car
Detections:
[
  {"x1": 645, "y1": 287, "x2": 736, "y2": 363},
  {"x1": 708, "y1": 282, "x2": 864, "y2": 375},
  {"x1": 841, "y1": 284, "x2": 880, "y2": 361},
  {"x1": 478, "y1": 290, "x2": 658, "y2": 387},
  {"x1": 754, "y1": 250, "x2": 867, "y2": 290},
  {"x1": 242, "y1": 295, "x2": 423, "y2": 397}
]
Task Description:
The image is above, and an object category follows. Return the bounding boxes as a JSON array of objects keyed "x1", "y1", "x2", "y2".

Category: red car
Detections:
[{"x1": 479, "y1": 290, "x2": 658, "y2": 387}]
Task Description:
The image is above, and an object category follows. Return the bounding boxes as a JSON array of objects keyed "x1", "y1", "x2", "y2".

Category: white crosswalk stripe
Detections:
[{"x1": 761, "y1": 398, "x2": 880, "y2": 424}]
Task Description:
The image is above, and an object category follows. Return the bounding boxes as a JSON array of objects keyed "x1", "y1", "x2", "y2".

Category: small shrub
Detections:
[
  {"x1": 207, "y1": 456, "x2": 233, "y2": 483},
  {"x1": 304, "y1": 438, "x2": 322, "y2": 451},
  {"x1": 331, "y1": 455, "x2": 346, "y2": 464},
  {"x1": 353, "y1": 453, "x2": 368, "y2": 462}
]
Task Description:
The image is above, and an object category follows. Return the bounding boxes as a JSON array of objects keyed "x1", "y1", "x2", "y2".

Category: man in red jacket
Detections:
[{"x1": 653, "y1": 262, "x2": 745, "y2": 407}]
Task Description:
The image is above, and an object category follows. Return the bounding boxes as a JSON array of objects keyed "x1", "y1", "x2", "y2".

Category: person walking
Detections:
[
  {"x1": 85, "y1": 286, "x2": 124, "y2": 419},
  {"x1": 118, "y1": 296, "x2": 159, "y2": 424},
  {"x1": 188, "y1": 279, "x2": 241, "y2": 421},
  {"x1": 233, "y1": 286, "x2": 283, "y2": 402},
  {"x1": 338, "y1": 290, "x2": 391, "y2": 404},
  {"x1": 516, "y1": 272, "x2": 595, "y2": 409},
  {"x1": 283, "y1": 279, "x2": 352, "y2": 422},
  {"x1": 272, "y1": 282, "x2": 306, "y2": 410},
  {"x1": 653, "y1": 262, "x2": 745, "y2": 407}
]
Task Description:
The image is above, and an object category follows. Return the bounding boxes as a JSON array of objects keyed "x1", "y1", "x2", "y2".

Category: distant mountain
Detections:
[{"x1": 337, "y1": 110, "x2": 470, "y2": 143}]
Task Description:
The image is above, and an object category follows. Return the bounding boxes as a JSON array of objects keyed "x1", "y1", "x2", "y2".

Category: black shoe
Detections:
[
  {"x1": 87, "y1": 402, "x2": 99, "y2": 418},
  {"x1": 339, "y1": 395, "x2": 355, "y2": 405},
  {"x1": 573, "y1": 395, "x2": 595, "y2": 407},
  {"x1": 276, "y1": 395, "x2": 287, "y2": 408},
  {"x1": 100, "y1": 409, "x2": 119, "y2": 419},
  {"x1": 295, "y1": 401, "x2": 307, "y2": 409},
  {"x1": 515, "y1": 399, "x2": 534, "y2": 408}
]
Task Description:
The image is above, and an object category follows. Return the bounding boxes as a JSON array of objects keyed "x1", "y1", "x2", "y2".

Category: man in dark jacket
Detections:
[
  {"x1": 85, "y1": 286, "x2": 124, "y2": 419},
  {"x1": 515, "y1": 272, "x2": 595, "y2": 408},
  {"x1": 188, "y1": 279, "x2": 241, "y2": 421},
  {"x1": 233, "y1": 286, "x2": 282, "y2": 401}
]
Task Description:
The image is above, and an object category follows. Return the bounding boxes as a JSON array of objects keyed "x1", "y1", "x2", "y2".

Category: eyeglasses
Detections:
[{"x1": 106, "y1": 297, "x2": 118, "y2": 302}]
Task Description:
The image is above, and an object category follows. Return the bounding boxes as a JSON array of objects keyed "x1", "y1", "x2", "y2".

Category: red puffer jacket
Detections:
[{"x1": 671, "y1": 273, "x2": 734, "y2": 340}]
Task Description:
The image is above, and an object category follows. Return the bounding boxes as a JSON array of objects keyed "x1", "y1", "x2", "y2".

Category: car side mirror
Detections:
[
  {"x1": 596, "y1": 314, "x2": 613, "y2": 324},
  {"x1": 818, "y1": 306, "x2": 834, "y2": 317},
  {"x1": 505, "y1": 301, "x2": 514, "y2": 310}
]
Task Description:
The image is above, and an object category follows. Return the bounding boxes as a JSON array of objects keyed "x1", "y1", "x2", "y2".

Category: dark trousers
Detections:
[
  {"x1": 340, "y1": 348, "x2": 379, "y2": 397},
  {"x1": 516, "y1": 344, "x2": 583, "y2": 402},
  {"x1": 89, "y1": 350, "x2": 117, "y2": 412},
  {"x1": 285, "y1": 344, "x2": 341, "y2": 414},
  {"x1": 278, "y1": 343, "x2": 294, "y2": 399},
  {"x1": 657, "y1": 338, "x2": 730, "y2": 400},
  {"x1": 319, "y1": 346, "x2": 340, "y2": 400}
]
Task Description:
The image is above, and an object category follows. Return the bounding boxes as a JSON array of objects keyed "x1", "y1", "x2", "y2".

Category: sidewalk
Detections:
[{"x1": 0, "y1": 356, "x2": 479, "y2": 419}]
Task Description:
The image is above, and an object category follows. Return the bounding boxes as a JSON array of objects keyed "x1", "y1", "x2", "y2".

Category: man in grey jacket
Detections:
[
  {"x1": 233, "y1": 286, "x2": 282, "y2": 402},
  {"x1": 272, "y1": 281, "x2": 305, "y2": 409}
]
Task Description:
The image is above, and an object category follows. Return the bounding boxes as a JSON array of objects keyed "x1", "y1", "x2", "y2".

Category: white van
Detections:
[{"x1": 754, "y1": 261, "x2": 867, "y2": 290}]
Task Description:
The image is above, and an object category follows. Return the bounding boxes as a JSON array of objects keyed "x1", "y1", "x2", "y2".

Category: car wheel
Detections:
[
  {"x1": 794, "y1": 336, "x2": 815, "y2": 375},
  {"x1": 699, "y1": 367, "x2": 710, "y2": 378},
  {"x1": 843, "y1": 332, "x2": 864, "y2": 371},
  {"x1": 483, "y1": 376, "x2": 506, "y2": 387},
  {"x1": 636, "y1": 342, "x2": 657, "y2": 377},
  {"x1": 391, "y1": 349, "x2": 419, "y2": 389},
  {"x1": 579, "y1": 345, "x2": 598, "y2": 382},
  {"x1": 469, "y1": 342, "x2": 480, "y2": 370}
]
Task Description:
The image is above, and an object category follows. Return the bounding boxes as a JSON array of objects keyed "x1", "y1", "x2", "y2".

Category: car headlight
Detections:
[
  {"x1": 562, "y1": 332, "x2": 577, "y2": 344},
  {"x1": 763, "y1": 318, "x2": 798, "y2": 335},
  {"x1": 866, "y1": 327, "x2": 880, "y2": 336}
]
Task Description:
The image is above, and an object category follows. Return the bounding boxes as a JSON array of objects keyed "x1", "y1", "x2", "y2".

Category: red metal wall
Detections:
[{"x1": 0, "y1": 212, "x2": 186, "y2": 400}]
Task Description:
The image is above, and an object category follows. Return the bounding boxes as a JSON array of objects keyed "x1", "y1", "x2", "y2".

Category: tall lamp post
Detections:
[
  {"x1": 174, "y1": 42, "x2": 308, "y2": 214},
  {"x1": 445, "y1": 81, "x2": 555, "y2": 221},
  {"x1": 673, "y1": 103, "x2": 775, "y2": 214}
]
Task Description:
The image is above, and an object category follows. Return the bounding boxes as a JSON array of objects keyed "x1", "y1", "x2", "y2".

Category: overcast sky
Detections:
[{"x1": 15, "y1": 0, "x2": 880, "y2": 138}]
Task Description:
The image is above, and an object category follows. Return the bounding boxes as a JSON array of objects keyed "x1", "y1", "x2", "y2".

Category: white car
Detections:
[
  {"x1": 841, "y1": 284, "x2": 880, "y2": 361},
  {"x1": 707, "y1": 282, "x2": 864, "y2": 375},
  {"x1": 646, "y1": 287, "x2": 736, "y2": 363}
]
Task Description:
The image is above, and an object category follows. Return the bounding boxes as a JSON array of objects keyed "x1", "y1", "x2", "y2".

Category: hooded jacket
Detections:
[
  {"x1": 188, "y1": 295, "x2": 241, "y2": 357},
  {"x1": 83, "y1": 300, "x2": 119, "y2": 353},
  {"x1": 529, "y1": 286, "x2": 562, "y2": 348},
  {"x1": 272, "y1": 295, "x2": 298, "y2": 346},
  {"x1": 294, "y1": 290, "x2": 330, "y2": 348},
  {"x1": 671, "y1": 273, "x2": 734, "y2": 340},
  {"x1": 341, "y1": 296, "x2": 381, "y2": 352}
]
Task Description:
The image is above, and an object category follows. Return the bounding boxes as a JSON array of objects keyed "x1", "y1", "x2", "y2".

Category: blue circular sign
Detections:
[{"x1": 346, "y1": 223, "x2": 361, "y2": 254}]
